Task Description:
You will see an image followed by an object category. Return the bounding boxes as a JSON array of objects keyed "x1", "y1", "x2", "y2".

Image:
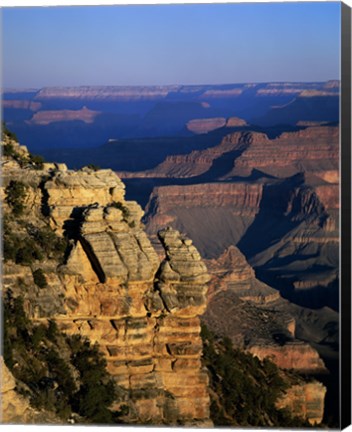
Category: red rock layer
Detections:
[
  {"x1": 145, "y1": 183, "x2": 263, "y2": 216},
  {"x1": 229, "y1": 126, "x2": 338, "y2": 177}
]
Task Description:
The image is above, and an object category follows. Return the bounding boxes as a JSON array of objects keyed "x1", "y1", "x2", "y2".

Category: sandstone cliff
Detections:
[{"x1": 2, "y1": 138, "x2": 212, "y2": 426}]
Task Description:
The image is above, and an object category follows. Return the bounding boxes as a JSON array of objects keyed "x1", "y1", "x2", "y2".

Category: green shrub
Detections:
[
  {"x1": 2, "y1": 122, "x2": 18, "y2": 141},
  {"x1": 68, "y1": 335, "x2": 119, "y2": 424},
  {"x1": 47, "y1": 320, "x2": 59, "y2": 342},
  {"x1": 16, "y1": 241, "x2": 43, "y2": 265},
  {"x1": 109, "y1": 202, "x2": 130, "y2": 220},
  {"x1": 32, "y1": 268, "x2": 47, "y2": 288},
  {"x1": 3, "y1": 294, "x2": 124, "y2": 424},
  {"x1": 200, "y1": 325, "x2": 306, "y2": 427},
  {"x1": 3, "y1": 219, "x2": 68, "y2": 264},
  {"x1": 29, "y1": 154, "x2": 45, "y2": 169},
  {"x1": 3, "y1": 142, "x2": 16, "y2": 157},
  {"x1": 5, "y1": 180, "x2": 27, "y2": 215}
]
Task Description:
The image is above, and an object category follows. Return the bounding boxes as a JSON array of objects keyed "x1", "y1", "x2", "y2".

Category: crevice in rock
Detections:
[{"x1": 78, "y1": 236, "x2": 106, "y2": 283}]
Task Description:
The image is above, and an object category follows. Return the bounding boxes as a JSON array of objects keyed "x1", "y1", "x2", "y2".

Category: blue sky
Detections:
[{"x1": 2, "y1": 2, "x2": 341, "y2": 88}]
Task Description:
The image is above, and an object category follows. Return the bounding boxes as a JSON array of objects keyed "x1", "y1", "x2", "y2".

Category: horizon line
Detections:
[{"x1": 2, "y1": 79, "x2": 341, "y2": 91}]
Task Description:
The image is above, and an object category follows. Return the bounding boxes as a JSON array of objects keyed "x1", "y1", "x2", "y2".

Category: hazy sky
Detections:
[{"x1": 2, "y1": 2, "x2": 341, "y2": 88}]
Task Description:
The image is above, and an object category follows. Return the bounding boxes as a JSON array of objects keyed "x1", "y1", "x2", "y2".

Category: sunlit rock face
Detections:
[
  {"x1": 1, "y1": 144, "x2": 212, "y2": 425},
  {"x1": 58, "y1": 220, "x2": 211, "y2": 425}
]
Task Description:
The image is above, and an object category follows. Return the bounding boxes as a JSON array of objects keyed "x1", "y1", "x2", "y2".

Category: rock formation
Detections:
[
  {"x1": 229, "y1": 126, "x2": 338, "y2": 178},
  {"x1": 131, "y1": 127, "x2": 338, "y2": 180},
  {"x1": 186, "y1": 117, "x2": 227, "y2": 134},
  {"x1": 2, "y1": 131, "x2": 334, "y2": 426},
  {"x1": 276, "y1": 381, "x2": 327, "y2": 425},
  {"x1": 1, "y1": 357, "x2": 35, "y2": 423},
  {"x1": 2, "y1": 141, "x2": 212, "y2": 425},
  {"x1": 28, "y1": 106, "x2": 100, "y2": 125},
  {"x1": 205, "y1": 246, "x2": 279, "y2": 304},
  {"x1": 202, "y1": 248, "x2": 327, "y2": 375},
  {"x1": 247, "y1": 343, "x2": 326, "y2": 374},
  {"x1": 144, "y1": 182, "x2": 263, "y2": 258}
]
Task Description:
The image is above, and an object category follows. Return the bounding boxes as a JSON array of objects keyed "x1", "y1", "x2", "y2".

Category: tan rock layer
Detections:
[
  {"x1": 276, "y1": 382, "x2": 327, "y2": 425},
  {"x1": 49, "y1": 186, "x2": 212, "y2": 425}
]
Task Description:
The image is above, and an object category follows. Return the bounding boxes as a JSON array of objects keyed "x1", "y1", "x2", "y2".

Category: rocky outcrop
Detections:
[
  {"x1": 123, "y1": 127, "x2": 338, "y2": 180},
  {"x1": 276, "y1": 381, "x2": 327, "y2": 425},
  {"x1": 185, "y1": 117, "x2": 247, "y2": 134},
  {"x1": 228, "y1": 127, "x2": 338, "y2": 178},
  {"x1": 136, "y1": 131, "x2": 263, "y2": 178},
  {"x1": 34, "y1": 86, "x2": 180, "y2": 101},
  {"x1": 2, "y1": 136, "x2": 212, "y2": 425},
  {"x1": 28, "y1": 106, "x2": 100, "y2": 125},
  {"x1": 3, "y1": 100, "x2": 42, "y2": 111},
  {"x1": 45, "y1": 167, "x2": 126, "y2": 233},
  {"x1": 186, "y1": 118, "x2": 227, "y2": 134},
  {"x1": 247, "y1": 343, "x2": 327, "y2": 374},
  {"x1": 226, "y1": 117, "x2": 248, "y2": 127},
  {"x1": 1, "y1": 357, "x2": 34, "y2": 423},
  {"x1": 205, "y1": 246, "x2": 280, "y2": 304},
  {"x1": 201, "y1": 243, "x2": 328, "y2": 377},
  {"x1": 146, "y1": 183, "x2": 263, "y2": 216},
  {"x1": 145, "y1": 125, "x2": 337, "y2": 181},
  {"x1": 56, "y1": 224, "x2": 211, "y2": 425}
]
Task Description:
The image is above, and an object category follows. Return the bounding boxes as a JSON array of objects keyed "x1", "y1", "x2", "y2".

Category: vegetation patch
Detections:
[
  {"x1": 32, "y1": 268, "x2": 48, "y2": 288},
  {"x1": 200, "y1": 325, "x2": 309, "y2": 427},
  {"x1": 3, "y1": 217, "x2": 68, "y2": 265},
  {"x1": 109, "y1": 201, "x2": 130, "y2": 220},
  {"x1": 5, "y1": 180, "x2": 27, "y2": 216},
  {"x1": 3, "y1": 291, "x2": 127, "y2": 424},
  {"x1": 2, "y1": 123, "x2": 45, "y2": 169}
]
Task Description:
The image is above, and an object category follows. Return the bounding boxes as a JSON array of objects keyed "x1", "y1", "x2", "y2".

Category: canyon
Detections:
[
  {"x1": 1, "y1": 81, "x2": 341, "y2": 426},
  {"x1": 120, "y1": 123, "x2": 339, "y2": 425},
  {"x1": 3, "y1": 81, "x2": 339, "y2": 156},
  {"x1": 1, "y1": 133, "x2": 332, "y2": 426}
]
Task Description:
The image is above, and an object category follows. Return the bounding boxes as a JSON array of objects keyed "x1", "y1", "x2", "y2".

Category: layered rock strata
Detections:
[
  {"x1": 144, "y1": 182, "x2": 263, "y2": 258},
  {"x1": 228, "y1": 126, "x2": 338, "y2": 178},
  {"x1": 127, "y1": 127, "x2": 338, "y2": 180},
  {"x1": 134, "y1": 131, "x2": 256, "y2": 178},
  {"x1": 2, "y1": 144, "x2": 212, "y2": 425},
  {"x1": 276, "y1": 381, "x2": 327, "y2": 425},
  {"x1": 201, "y1": 248, "x2": 327, "y2": 376},
  {"x1": 205, "y1": 246, "x2": 280, "y2": 304},
  {"x1": 247, "y1": 343, "x2": 326, "y2": 374},
  {"x1": 45, "y1": 168, "x2": 126, "y2": 233},
  {"x1": 58, "y1": 222, "x2": 211, "y2": 425},
  {"x1": 28, "y1": 106, "x2": 100, "y2": 125}
]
